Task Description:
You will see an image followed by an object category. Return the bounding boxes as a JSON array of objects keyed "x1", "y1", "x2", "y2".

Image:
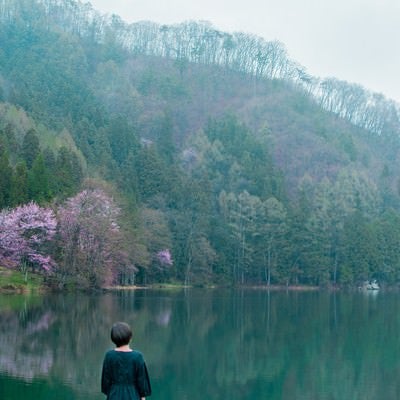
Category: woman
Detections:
[{"x1": 101, "y1": 322, "x2": 152, "y2": 400}]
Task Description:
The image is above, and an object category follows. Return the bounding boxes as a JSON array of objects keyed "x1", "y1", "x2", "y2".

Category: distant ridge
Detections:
[{"x1": 1, "y1": 0, "x2": 398, "y2": 138}]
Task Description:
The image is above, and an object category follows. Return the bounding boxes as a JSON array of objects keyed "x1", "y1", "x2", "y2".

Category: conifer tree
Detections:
[
  {"x1": 0, "y1": 140, "x2": 13, "y2": 208},
  {"x1": 11, "y1": 162, "x2": 28, "y2": 206},
  {"x1": 22, "y1": 128, "x2": 40, "y2": 169},
  {"x1": 55, "y1": 146, "x2": 83, "y2": 197},
  {"x1": 28, "y1": 153, "x2": 51, "y2": 203}
]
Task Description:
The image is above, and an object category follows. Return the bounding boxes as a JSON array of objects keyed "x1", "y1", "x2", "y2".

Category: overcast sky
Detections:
[{"x1": 89, "y1": 0, "x2": 400, "y2": 103}]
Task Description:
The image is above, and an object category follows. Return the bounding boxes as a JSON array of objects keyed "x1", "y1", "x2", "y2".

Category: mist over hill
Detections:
[{"x1": 1, "y1": 0, "x2": 400, "y2": 288}]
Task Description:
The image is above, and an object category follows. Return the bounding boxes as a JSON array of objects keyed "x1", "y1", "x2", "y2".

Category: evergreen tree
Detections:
[
  {"x1": 1, "y1": 123, "x2": 19, "y2": 160},
  {"x1": 28, "y1": 153, "x2": 51, "y2": 203},
  {"x1": 55, "y1": 146, "x2": 83, "y2": 197},
  {"x1": 374, "y1": 210, "x2": 400, "y2": 284},
  {"x1": 170, "y1": 175, "x2": 214, "y2": 284},
  {"x1": 135, "y1": 145, "x2": 166, "y2": 202},
  {"x1": 0, "y1": 139, "x2": 13, "y2": 208},
  {"x1": 118, "y1": 151, "x2": 139, "y2": 205},
  {"x1": 338, "y1": 211, "x2": 379, "y2": 284},
  {"x1": 304, "y1": 178, "x2": 334, "y2": 285},
  {"x1": 259, "y1": 197, "x2": 288, "y2": 285},
  {"x1": 43, "y1": 147, "x2": 57, "y2": 195},
  {"x1": 22, "y1": 128, "x2": 40, "y2": 168},
  {"x1": 156, "y1": 113, "x2": 176, "y2": 165},
  {"x1": 220, "y1": 190, "x2": 263, "y2": 283},
  {"x1": 106, "y1": 117, "x2": 140, "y2": 165},
  {"x1": 11, "y1": 162, "x2": 28, "y2": 206}
]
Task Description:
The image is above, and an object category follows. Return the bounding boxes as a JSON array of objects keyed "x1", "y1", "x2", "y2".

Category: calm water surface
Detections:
[{"x1": 0, "y1": 289, "x2": 399, "y2": 400}]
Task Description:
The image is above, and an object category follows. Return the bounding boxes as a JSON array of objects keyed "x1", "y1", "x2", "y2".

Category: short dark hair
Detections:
[{"x1": 111, "y1": 322, "x2": 132, "y2": 347}]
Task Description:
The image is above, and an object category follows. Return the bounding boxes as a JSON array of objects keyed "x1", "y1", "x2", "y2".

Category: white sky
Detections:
[{"x1": 88, "y1": 0, "x2": 400, "y2": 103}]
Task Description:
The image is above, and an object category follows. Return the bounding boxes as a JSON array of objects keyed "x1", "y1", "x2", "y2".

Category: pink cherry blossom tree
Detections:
[
  {"x1": 156, "y1": 249, "x2": 173, "y2": 266},
  {"x1": 0, "y1": 202, "x2": 56, "y2": 273},
  {"x1": 57, "y1": 189, "x2": 125, "y2": 288}
]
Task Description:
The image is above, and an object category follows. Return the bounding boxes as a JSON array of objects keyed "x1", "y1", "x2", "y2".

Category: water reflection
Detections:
[{"x1": 0, "y1": 290, "x2": 400, "y2": 400}]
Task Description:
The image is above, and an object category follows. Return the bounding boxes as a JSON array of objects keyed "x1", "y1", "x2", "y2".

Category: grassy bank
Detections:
[
  {"x1": 0, "y1": 266, "x2": 44, "y2": 293},
  {"x1": 0, "y1": 268, "x2": 324, "y2": 293}
]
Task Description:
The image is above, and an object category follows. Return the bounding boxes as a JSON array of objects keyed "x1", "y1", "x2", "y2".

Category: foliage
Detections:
[
  {"x1": 0, "y1": 202, "x2": 56, "y2": 272},
  {"x1": 57, "y1": 189, "x2": 125, "y2": 288},
  {"x1": 157, "y1": 249, "x2": 173, "y2": 266},
  {"x1": 1, "y1": 0, "x2": 400, "y2": 289}
]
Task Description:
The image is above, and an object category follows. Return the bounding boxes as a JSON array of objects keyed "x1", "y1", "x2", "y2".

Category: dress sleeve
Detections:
[
  {"x1": 101, "y1": 353, "x2": 112, "y2": 395},
  {"x1": 136, "y1": 354, "x2": 152, "y2": 397}
]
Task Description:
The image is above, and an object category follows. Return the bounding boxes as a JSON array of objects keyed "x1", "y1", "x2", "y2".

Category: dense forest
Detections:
[{"x1": 1, "y1": 0, "x2": 400, "y2": 289}]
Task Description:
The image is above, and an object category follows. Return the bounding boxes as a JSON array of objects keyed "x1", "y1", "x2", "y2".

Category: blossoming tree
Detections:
[
  {"x1": 157, "y1": 249, "x2": 173, "y2": 266},
  {"x1": 57, "y1": 189, "x2": 126, "y2": 288},
  {"x1": 0, "y1": 202, "x2": 56, "y2": 274}
]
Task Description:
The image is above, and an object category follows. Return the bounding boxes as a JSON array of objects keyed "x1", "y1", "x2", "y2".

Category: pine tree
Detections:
[
  {"x1": 11, "y1": 162, "x2": 28, "y2": 206},
  {"x1": 55, "y1": 146, "x2": 83, "y2": 197},
  {"x1": 135, "y1": 146, "x2": 166, "y2": 201},
  {"x1": 28, "y1": 153, "x2": 51, "y2": 203},
  {"x1": 22, "y1": 128, "x2": 40, "y2": 169},
  {"x1": 0, "y1": 139, "x2": 13, "y2": 208},
  {"x1": 339, "y1": 211, "x2": 379, "y2": 284}
]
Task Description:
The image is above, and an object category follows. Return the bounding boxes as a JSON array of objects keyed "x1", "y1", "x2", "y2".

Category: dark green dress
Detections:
[{"x1": 101, "y1": 350, "x2": 152, "y2": 400}]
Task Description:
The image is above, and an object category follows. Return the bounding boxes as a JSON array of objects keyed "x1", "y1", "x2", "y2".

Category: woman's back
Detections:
[{"x1": 101, "y1": 350, "x2": 151, "y2": 400}]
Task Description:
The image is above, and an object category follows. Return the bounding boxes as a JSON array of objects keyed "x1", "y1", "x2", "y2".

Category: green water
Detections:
[{"x1": 0, "y1": 289, "x2": 399, "y2": 400}]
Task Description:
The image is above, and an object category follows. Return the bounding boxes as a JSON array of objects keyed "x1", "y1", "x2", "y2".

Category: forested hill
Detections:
[{"x1": 1, "y1": 0, "x2": 400, "y2": 289}]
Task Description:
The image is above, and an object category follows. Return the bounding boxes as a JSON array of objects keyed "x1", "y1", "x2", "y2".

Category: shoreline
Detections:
[
  {"x1": 0, "y1": 267, "x2": 387, "y2": 293},
  {"x1": 0, "y1": 281, "x2": 333, "y2": 294}
]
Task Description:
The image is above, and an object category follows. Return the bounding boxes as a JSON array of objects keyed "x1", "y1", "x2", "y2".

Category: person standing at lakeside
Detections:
[{"x1": 101, "y1": 322, "x2": 152, "y2": 400}]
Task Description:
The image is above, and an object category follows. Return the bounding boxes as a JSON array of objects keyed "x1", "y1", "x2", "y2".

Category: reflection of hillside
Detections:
[
  {"x1": 0, "y1": 346, "x2": 53, "y2": 380},
  {"x1": 1, "y1": 291, "x2": 400, "y2": 399},
  {"x1": 144, "y1": 290, "x2": 400, "y2": 400},
  {"x1": 0, "y1": 291, "x2": 173, "y2": 395},
  {"x1": 0, "y1": 301, "x2": 54, "y2": 380}
]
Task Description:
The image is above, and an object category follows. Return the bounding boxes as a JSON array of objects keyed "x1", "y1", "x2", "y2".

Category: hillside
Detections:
[{"x1": 1, "y1": 0, "x2": 400, "y2": 288}]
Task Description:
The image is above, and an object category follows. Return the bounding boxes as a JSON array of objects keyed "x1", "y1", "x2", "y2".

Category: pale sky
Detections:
[{"x1": 89, "y1": 0, "x2": 400, "y2": 103}]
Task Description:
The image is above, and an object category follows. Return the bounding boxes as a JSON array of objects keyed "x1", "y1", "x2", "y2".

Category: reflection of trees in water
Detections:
[
  {"x1": 0, "y1": 292, "x2": 172, "y2": 391},
  {"x1": 147, "y1": 290, "x2": 400, "y2": 400},
  {"x1": 0, "y1": 297, "x2": 55, "y2": 380},
  {"x1": 1, "y1": 291, "x2": 400, "y2": 399},
  {"x1": 0, "y1": 295, "x2": 101, "y2": 385}
]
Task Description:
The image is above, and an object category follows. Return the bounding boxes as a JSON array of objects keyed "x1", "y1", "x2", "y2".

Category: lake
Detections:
[{"x1": 0, "y1": 289, "x2": 399, "y2": 400}]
